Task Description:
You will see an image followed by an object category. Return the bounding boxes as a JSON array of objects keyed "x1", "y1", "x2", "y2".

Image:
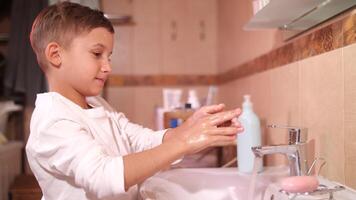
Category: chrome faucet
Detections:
[{"x1": 251, "y1": 125, "x2": 308, "y2": 176}]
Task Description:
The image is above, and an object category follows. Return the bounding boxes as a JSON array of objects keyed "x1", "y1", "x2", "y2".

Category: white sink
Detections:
[
  {"x1": 139, "y1": 167, "x2": 356, "y2": 200},
  {"x1": 139, "y1": 167, "x2": 289, "y2": 200}
]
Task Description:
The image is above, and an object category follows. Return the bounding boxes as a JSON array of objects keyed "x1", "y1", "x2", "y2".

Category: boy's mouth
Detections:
[{"x1": 95, "y1": 77, "x2": 107, "y2": 84}]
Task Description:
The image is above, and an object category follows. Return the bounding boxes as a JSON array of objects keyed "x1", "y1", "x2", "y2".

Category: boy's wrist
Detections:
[
  {"x1": 163, "y1": 128, "x2": 188, "y2": 156},
  {"x1": 163, "y1": 128, "x2": 174, "y2": 142}
]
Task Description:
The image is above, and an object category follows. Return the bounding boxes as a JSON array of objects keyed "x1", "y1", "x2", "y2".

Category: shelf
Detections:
[{"x1": 104, "y1": 14, "x2": 135, "y2": 26}]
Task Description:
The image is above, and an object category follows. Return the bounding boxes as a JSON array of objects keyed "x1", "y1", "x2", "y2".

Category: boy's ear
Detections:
[{"x1": 45, "y1": 42, "x2": 62, "y2": 67}]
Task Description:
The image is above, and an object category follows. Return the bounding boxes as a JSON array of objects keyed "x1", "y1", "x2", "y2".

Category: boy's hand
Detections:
[
  {"x1": 124, "y1": 104, "x2": 243, "y2": 188},
  {"x1": 164, "y1": 104, "x2": 230, "y2": 142},
  {"x1": 186, "y1": 104, "x2": 240, "y2": 128},
  {"x1": 187, "y1": 103, "x2": 226, "y2": 123},
  {"x1": 165, "y1": 104, "x2": 243, "y2": 155}
]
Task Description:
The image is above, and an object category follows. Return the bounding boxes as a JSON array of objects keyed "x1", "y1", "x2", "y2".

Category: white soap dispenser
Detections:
[
  {"x1": 237, "y1": 95, "x2": 262, "y2": 173},
  {"x1": 187, "y1": 89, "x2": 200, "y2": 109}
]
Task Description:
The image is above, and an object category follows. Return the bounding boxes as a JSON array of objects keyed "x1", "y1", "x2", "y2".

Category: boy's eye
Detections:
[{"x1": 92, "y1": 52, "x2": 102, "y2": 57}]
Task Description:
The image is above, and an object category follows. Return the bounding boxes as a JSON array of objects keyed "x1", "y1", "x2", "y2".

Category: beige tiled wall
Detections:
[
  {"x1": 111, "y1": 26, "x2": 134, "y2": 75},
  {"x1": 300, "y1": 49, "x2": 345, "y2": 183},
  {"x1": 266, "y1": 63, "x2": 301, "y2": 166},
  {"x1": 106, "y1": 87, "x2": 136, "y2": 121},
  {"x1": 344, "y1": 43, "x2": 356, "y2": 188},
  {"x1": 219, "y1": 44, "x2": 356, "y2": 188},
  {"x1": 219, "y1": 63, "x2": 301, "y2": 167},
  {"x1": 217, "y1": 0, "x2": 283, "y2": 73}
]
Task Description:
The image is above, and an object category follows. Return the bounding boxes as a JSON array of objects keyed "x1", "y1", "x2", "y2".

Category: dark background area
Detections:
[{"x1": 0, "y1": 0, "x2": 13, "y2": 98}]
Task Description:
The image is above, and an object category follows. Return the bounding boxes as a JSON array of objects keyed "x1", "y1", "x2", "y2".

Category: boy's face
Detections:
[{"x1": 59, "y1": 27, "x2": 114, "y2": 98}]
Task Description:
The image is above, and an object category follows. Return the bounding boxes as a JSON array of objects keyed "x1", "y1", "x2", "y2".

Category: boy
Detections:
[{"x1": 26, "y1": 2, "x2": 243, "y2": 200}]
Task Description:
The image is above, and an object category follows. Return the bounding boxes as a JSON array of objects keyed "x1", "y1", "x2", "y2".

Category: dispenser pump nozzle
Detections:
[{"x1": 242, "y1": 95, "x2": 253, "y2": 109}]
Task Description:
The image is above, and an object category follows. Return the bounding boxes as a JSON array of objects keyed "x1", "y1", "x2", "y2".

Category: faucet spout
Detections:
[
  {"x1": 252, "y1": 143, "x2": 308, "y2": 176},
  {"x1": 251, "y1": 125, "x2": 309, "y2": 176},
  {"x1": 252, "y1": 145, "x2": 297, "y2": 157}
]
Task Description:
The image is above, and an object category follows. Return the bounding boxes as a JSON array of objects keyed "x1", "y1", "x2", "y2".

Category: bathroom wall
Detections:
[
  {"x1": 217, "y1": 0, "x2": 356, "y2": 189},
  {"x1": 101, "y1": 0, "x2": 356, "y2": 188},
  {"x1": 217, "y1": 0, "x2": 284, "y2": 73},
  {"x1": 101, "y1": 0, "x2": 218, "y2": 129}
]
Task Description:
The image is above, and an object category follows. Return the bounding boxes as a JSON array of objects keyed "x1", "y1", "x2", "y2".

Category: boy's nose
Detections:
[{"x1": 101, "y1": 61, "x2": 112, "y2": 73}]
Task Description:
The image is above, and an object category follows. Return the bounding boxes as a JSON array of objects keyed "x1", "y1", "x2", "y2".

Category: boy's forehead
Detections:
[
  {"x1": 73, "y1": 28, "x2": 114, "y2": 48},
  {"x1": 78, "y1": 27, "x2": 113, "y2": 39}
]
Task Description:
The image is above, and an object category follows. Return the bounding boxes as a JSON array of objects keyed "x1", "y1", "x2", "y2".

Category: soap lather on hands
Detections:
[
  {"x1": 125, "y1": 103, "x2": 243, "y2": 190},
  {"x1": 164, "y1": 103, "x2": 243, "y2": 155}
]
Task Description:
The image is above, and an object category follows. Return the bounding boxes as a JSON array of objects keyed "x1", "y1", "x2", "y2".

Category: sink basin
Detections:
[
  {"x1": 139, "y1": 167, "x2": 289, "y2": 200},
  {"x1": 139, "y1": 167, "x2": 356, "y2": 200}
]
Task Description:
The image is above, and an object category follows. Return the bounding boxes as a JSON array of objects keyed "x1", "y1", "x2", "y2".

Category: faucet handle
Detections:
[{"x1": 268, "y1": 124, "x2": 308, "y2": 144}]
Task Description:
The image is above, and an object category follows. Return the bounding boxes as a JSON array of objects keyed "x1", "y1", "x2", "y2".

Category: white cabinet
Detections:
[
  {"x1": 185, "y1": 0, "x2": 217, "y2": 75},
  {"x1": 103, "y1": 1, "x2": 217, "y2": 128},
  {"x1": 106, "y1": 0, "x2": 217, "y2": 75},
  {"x1": 160, "y1": 0, "x2": 217, "y2": 75},
  {"x1": 132, "y1": 0, "x2": 162, "y2": 75},
  {"x1": 101, "y1": 0, "x2": 133, "y2": 16},
  {"x1": 101, "y1": 0, "x2": 135, "y2": 75}
]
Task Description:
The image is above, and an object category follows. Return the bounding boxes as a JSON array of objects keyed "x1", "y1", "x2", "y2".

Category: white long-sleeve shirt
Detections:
[{"x1": 26, "y1": 92, "x2": 166, "y2": 200}]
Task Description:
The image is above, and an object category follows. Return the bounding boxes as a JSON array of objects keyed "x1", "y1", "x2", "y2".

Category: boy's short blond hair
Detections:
[{"x1": 30, "y1": 2, "x2": 114, "y2": 70}]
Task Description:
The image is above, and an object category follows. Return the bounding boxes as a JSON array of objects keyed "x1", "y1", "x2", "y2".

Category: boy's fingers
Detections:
[
  {"x1": 212, "y1": 140, "x2": 236, "y2": 147},
  {"x1": 209, "y1": 108, "x2": 242, "y2": 126},
  {"x1": 211, "y1": 135, "x2": 236, "y2": 146},
  {"x1": 231, "y1": 118, "x2": 242, "y2": 127},
  {"x1": 192, "y1": 104, "x2": 226, "y2": 121},
  {"x1": 217, "y1": 120, "x2": 232, "y2": 127},
  {"x1": 207, "y1": 127, "x2": 238, "y2": 136},
  {"x1": 200, "y1": 104, "x2": 225, "y2": 114},
  {"x1": 218, "y1": 118, "x2": 241, "y2": 128}
]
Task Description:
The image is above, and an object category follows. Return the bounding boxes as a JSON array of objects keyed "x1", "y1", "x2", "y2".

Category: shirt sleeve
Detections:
[
  {"x1": 32, "y1": 119, "x2": 126, "y2": 199},
  {"x1": 115, "y1": 113, "x2": 167, "y2": 153}
]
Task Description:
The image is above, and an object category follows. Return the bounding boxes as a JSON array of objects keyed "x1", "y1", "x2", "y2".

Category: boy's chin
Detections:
[{"x1": 85, "y1": 89, "x2": 103, "y2": 97}]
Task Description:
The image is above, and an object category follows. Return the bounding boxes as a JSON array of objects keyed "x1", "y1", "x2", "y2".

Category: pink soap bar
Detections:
[{"x1": 280, "y1": 176, "x2": 319, "y2": 193}]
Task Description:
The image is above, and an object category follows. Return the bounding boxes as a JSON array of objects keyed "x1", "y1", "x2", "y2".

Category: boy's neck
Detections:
[
  {"x1": 50, "y1": 88, "x2": 89, "y2": 109},
  {"x1": 46, "y1": 73, "x2": 90, "y2": 109}
]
